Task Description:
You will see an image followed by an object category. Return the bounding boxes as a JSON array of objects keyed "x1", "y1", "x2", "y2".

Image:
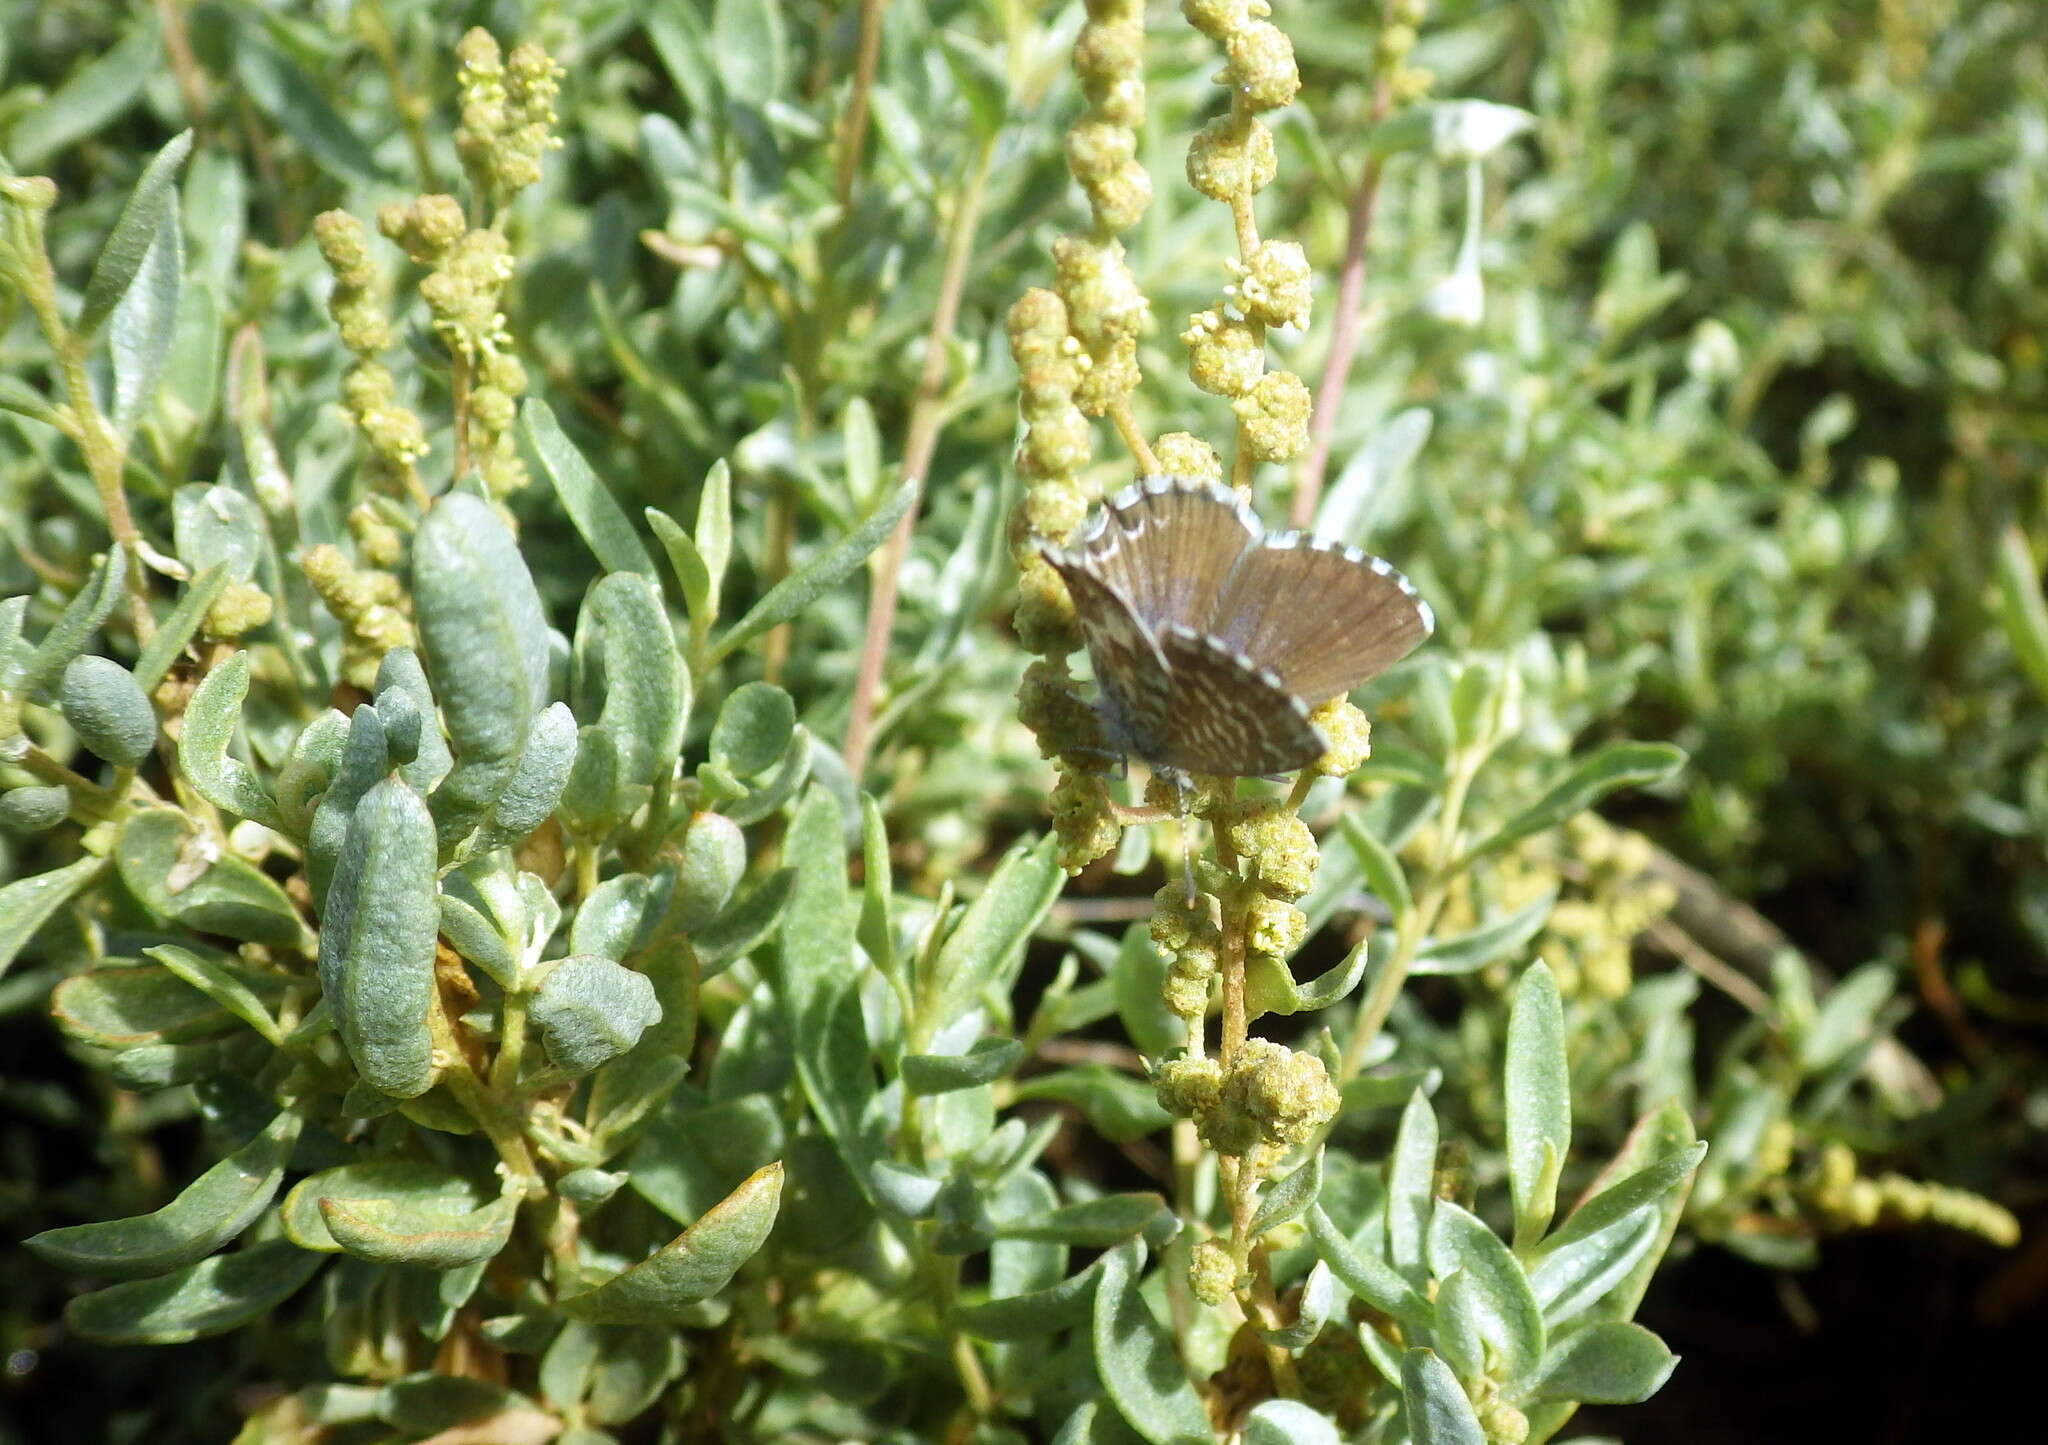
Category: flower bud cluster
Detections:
[
  {"x1": 1806, "y1": 1144, "x2": 2020, "y2": 1247},
  {"x1": 454, "y1": 28, "x2": 565, "y2": 203},
  {"x1": 377, "y1": 196, "x2": 531, "y2": 495},
  {"x1": 1151, "y1": 883, "x2": 1223, "y2": 1021},
  {"x1": 1541, "y1": 816, "x2": 1676, "y2": 999},
  {"x1": 301, "y1": 543, "x2": 414, "y2": 688},
  {"x1": 313, "y1": 210, "x2": 427, "y2": 496},
  {"x1": 1155, "y1": 1036, "x2": 1337, "y2": 1158}
]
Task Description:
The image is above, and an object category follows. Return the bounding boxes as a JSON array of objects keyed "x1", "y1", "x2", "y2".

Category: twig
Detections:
[
  {"x1": 1292, "y1": 83, "x2": 1393, "y2": 528},
  {"x1": 841, "y1": 138, "x2": 997, "y2": 779},
  {"x1": 834, "y1": 0, "x2": 889, "y2": 207}
]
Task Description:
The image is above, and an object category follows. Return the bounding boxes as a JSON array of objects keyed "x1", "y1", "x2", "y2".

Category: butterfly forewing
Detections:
[
  {"x1": 1073, "y1": 479, "x2": 1258, "y2": 634},
  {"x1": 1039, "y1": 548, "x2": 1179, "y2": 758},
  {"x1": 1149, "y1": 624, "x2": 1326, "y2": 775},
  {"x1": 1204, "y1": 535, "x2": 1433, "y2": 705}
]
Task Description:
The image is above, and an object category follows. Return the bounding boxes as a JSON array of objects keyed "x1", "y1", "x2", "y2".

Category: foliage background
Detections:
[{"x1": 0, "y1": 0, "x2": 2043, "y2": 1441}]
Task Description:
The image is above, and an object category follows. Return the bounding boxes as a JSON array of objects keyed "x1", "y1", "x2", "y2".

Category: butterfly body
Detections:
[{"x1": 1039, "y1": 477, "x2": 1433, "y2": 778}]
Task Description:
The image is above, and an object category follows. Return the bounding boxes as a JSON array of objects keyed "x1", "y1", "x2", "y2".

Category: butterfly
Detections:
[{"x1": 1038, "y1": 476, "x2": 1433, "y2": 779}]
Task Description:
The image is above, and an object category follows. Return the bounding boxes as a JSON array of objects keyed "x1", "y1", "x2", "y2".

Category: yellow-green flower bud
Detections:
[
  {"x1": 1233, "y1": 369, "x2": 1312, "y2": 461},
  {"x1": 1087, "y1": 161, "x2": 1154, "y2": 234},
  {"x1": 1054, "y1": 237, "x2": 1149, "y2": 345},
  {"x1": 1235, "y1": 238, "x2": 1312, "y2": 329},
  {"x1": 1021, "y1": 408, "x2": 1093, "y2": 482},
  {"x1": 1189, "y1": 1238, "x2": 1237, "y2": 1306},
  {"x1": 1226, "y1": 22, "x2": 1301, "y2": 111},
  {"x1": 1050, "y1": 769, "x2": 1121, "y2": 871},
  {"x1": 204, "y1": 581, "x2": 274, "y2": 639},
  {"x1": 1227, "y1": 801, "x2": 1318, "y2": 900},
  {"x1": 0, "y1": 175, "x2": 58, "y2": 211},
  {"x1": 1068, "y1": 120, "x2": 1137, "y2": 181},
  {"x1": 1182, "y1": 308, "x2": 1264, "y2": 397},
  {"x1": 1310, "y1": 698, "x2": 1371, "y2": 776},
  {"x1": 1223, "y1": 1038, "x2": 1338, "y2": 1149},
  {"x1": 378, "y1": 194, "x2": 467, "y2": 264},
  {"x1": 1187, "y1": 114, "x2": 1277, "y2": 203},
  {"x1": 1150, "y1": 884, "x2": 1219, "y2": 950},
  {"x1": 313, "y1": 210, "x2": 378, "y2": 289},
  {"x1": 1154, "y1": 1054, "x2": 1223, "y2": 1118},
  {"x1": 347, "y1": 502, "x2": 405, "y2": 569},
  {"x1": 1247, "y1": 896, "x2": 1306, "y2": 960},
  {"x1": 1074, "y1": 334, "x2": 1143, "y2": 416},
  {"x1": 1015, "y1": 562, "x2": 1086, "y2": 657},
  {"x1": 1153, "y1": 432, "x2": 1224, "y2": 483},
  {"x1": 1182, "y1": 0, "x2": 1255, "y2": 41}
]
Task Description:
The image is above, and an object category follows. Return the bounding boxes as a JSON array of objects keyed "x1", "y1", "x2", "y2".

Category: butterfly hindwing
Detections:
[
  {"x1": 1149, "y1": 623, "x2": 1326, "y2": 776},
  {"x1": 1039, "y1": 548, "x2": 1179, "y2": 759},
  {"x1": 1204, "y1": 534, "x2": 1433, "y2": 705}
]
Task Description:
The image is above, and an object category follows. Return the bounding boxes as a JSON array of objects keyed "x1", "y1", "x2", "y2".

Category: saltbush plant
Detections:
[{"x1": 0, "y1": 1, "x2": 2035, "y2": 1442}]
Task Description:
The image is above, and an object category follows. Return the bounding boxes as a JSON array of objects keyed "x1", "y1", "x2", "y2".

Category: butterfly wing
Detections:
[
  {"x1": 1144, "y1": 623, "x2": 1327, "y2": 776},
  {"x1": 1204, "y1": 534, "x2": 1433, "y2": 706},
  {"x1": 1068, "y1": 477, "x2": 1259, "y2": 634},
  {"x1": 1039, "y1": 547, "x2": 1179, "y2": 763}
]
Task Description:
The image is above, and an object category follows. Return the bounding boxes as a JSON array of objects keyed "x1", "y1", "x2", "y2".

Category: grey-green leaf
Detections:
[
  {"x1": 711, "y1": 477, "x2": 918, "y2": 661},
  {"x1": 561, "y1": 1163, "x2": 781, "y2": 1322},
  {"x1": 1426, "y1": 1201, "x2": 1546, "y2": 1381},
  {"x1": 78, "y1": 129, "x2": 195, "y2": 338},
  {"x1": 1526, "y1": 1321, "x2": 1678, "y2": 1404},
  {"x1": 525, "y1": 399, "x2": 657, "y2": 574},
  {"x1": 902, "y1": 1036, "x2": 1024, "y2": 1095},
  {"x1": 1505, "y1": 960, "x2": 1570, "y2": 1244},
  {"x1": 64, "y1": 1241, "x2": 321, "y2": 1344},
  {"x1": 1471, "y1": 743, "x2": 1686, "y2": 860},
  {"x1": 1400, "y1": 1348, "x2": 1486, "y2": 1445},
  {"x1": 1091, "y1": 1240, "x2": 1210, "y2": 1445},
  {"x1": 533, "y1": 955, "x2": 662, "y2": 1077},
  {"x1": 27, "y1": 1110, "x2": 300, "y2": 1278},
  {"x1": 0, "y1": 854, "x2": 105, "y2": 981},
  {"x1": 178, "y1": 651, "x2": 286, "y2": 831}
]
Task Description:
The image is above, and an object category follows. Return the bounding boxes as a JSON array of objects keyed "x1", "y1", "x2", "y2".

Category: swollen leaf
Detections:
[
  {"x1": 320, "y1": 1193, "x2": 518, "y2": 1269},
  {"x1": 282, "y1": 1162, "x2": 484, "y2": 1253},
  {"x1": 532, "y1": 955, "x2": 662, "y2": 1077}
]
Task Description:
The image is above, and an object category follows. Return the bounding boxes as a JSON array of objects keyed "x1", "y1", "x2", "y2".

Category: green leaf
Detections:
[
  {"x1": 6, "y1": 19, "x2": 158, "y2": 168},
  {"x1": 1996, "y1": 524, "x2": 2048, "y2": 705},
  {"x1": 1091, "y1": 1240, "x2": 1210, "y2": 1445},
  {"x1": 109, "y1": 177, "x2": 183, "y2": 437},
  {"x1": 1505, "y1": 961, "x2": 1570, "y2": 1245},
  {"x1": 999, "y1": 1193, "x2": 1174, "y2": 1248},
  {"x1": 695, "y1": 867, "x2": 793, "y2": 971},
  {"x1": 26, "y1": 1109, "x2": 300, "y2": 1278},
  {"x1": 1242, "y1": 1400, "x2": 1341, "y2": 1445},
  {"x1": 1529, "y1": 1205, "x2": 1662, "y2": 1327},
  {"x1": 375, "y1": 647, "x2": 455, "y2": 797},
  {"x1": 1427, "y1": 1201, "x2": 1545, "y2": 1380},
  {"x1": 709, "y1": 681, "x2": 795, "y2": 778},
  {"x1": 572, "y1": 570, "x2": 688, "y2": 796},
  {"x1": 695, "y1": 460, "x2": 733, "y2": 610},
  {"x1": 130, "y1": 563, "x2": 230, "y2": 693},
  {"x1": 63, "y1": 1241, "x2": 320, "y2": 1344},
  {"x1": 320, "y1": 1193, "x2": 519, "y2": 1269},
  {"x1": 711, "y1": 477, "x2": 918, "y2": 662},
  {"x1": 672, "y1": 811, "x2": 747, "y2": 930},
  {"x1": 902, "y1": 1036, "x2": 1024, "y2": 1094},
  {"x1": 1387, "y1": 1087, "x2": 1438, "y2": 1289},
  {"x1": 533, "y1": 956, "x2": 662, "y2": 1077},
  {"x1": 0, "y1": 854, "x2": 105, "y2": 981},
  {"x1": 1112, "y1": 926, "x2": 1186, "y2": 1057},
  {"x1": 78, "y1": 129, "x2": 194, "y2": 338},
  {"x1": 19, "y1": 549, "x2": 126, "y2": 697},
  {"x1": 475, "y1": 702, "x2": 580, "y2": 853},
  {"x1": 712, "y1": 0, "x2": 788, "y2": 102},
  {"x1": 1526, "y1": 1321, "x2": 1678, "y2": 1404},
  {"x1": 115, "y1": 808, "x2": 308, "y2": 948},
  {"x1": 1538, "y1": 1139, "x2": 1707, "y2": 1266},
  {"x1": 1470, "y1": 742, "x2": 1686, "y2": 859},
  {"x1": 857, "y1": 793, "x2": 894, "y2": 972},
  {"x1": 956, "y1": 1257, "x2": 1104, "y2": 1340},
  {"x1": 1012, "y1": 1066, "x2": 1172, "y2": 1143},
  {"x1": 377, "y1": 1374, "x2": 525, "y2": 1433},
  {"x1": 1412, "y1": 889, "x2": 1556, "y2": 976},
  {"x1": 1247, "y1": 931, "x2": 1375, "y2": 1017},
  {"x1": 51, "y1": 962, "x2": 238, "y2": 1048},
  {"x1": 1400, "y1": 1348, "x2": 1486, "y2": 1445},
  {"x1": 1342, "y1": 813, "x2": 1412, "y2": 922},
  {"x1": 647, "y1": 506, "x2": 713, "y2": 633},
  {"x1": 234, "y1": 31, "x2": 392, "y2": 186},
  {"x1": 1308, "y1": 1206, "x2": 1431, "y2": 1334},
  {"x1": 281, "y1": 1161, "x2": 484, "y2": 1253},
  {"x1": 1251, "y1": 1150, "x2": 1323, "y2": 1237},
  {"x1": 841, "y1": 396, "x2": 881, "y2": 510},
  {"x1": 562, "y1": 1162, "x2": 782, "y2": 1322},
  {"x1": 928, "y1": 834, "x2": 1062, "y2": 1025},
  {"x1": 146, "y1": 943, "x2": 283, "y2": 1045},
  {"x1": 525, "y1": 399, "x2": 657, "y2": 575},
  {"x1": 178, "y1": 651, "x2": 286, "y2": 831}
]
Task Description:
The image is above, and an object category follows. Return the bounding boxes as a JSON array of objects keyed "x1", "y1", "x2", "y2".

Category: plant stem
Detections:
[
  {"x1": 1293, "y1": 83, "x2": 1393, "y2": 527},
  {"x1": 842, "y1": 136, "x2": 997, "y2": 780},
  {"x1": 834, "y1": 0, "x2": 889, "y2": 206}
]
